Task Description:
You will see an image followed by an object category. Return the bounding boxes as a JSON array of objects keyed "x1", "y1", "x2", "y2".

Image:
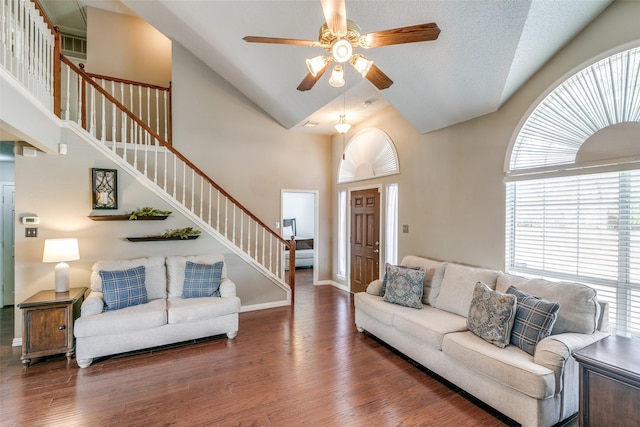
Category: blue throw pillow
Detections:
[
  {"x1": 182, "y1": 261, "x2": 223, "y2": 298},
  {"x1": 379, "y1": 263, "x2": 422, "y2": 296},
  {"x1": 382, "y1": 264, "x2": 426, "y2": 309},
  {"x1": 100, "y1": 265, "x2": 148, "y2": 311},
  {"x1": 507, "y1": 286, "x2": 560, "y2": 355}
]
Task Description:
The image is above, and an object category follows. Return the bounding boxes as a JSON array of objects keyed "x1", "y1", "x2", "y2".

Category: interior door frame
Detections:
[
  {"x1": 346, "y1": 184, "x2": 383, "y2": 292},
  {"x1": 281, "y1": 189, "x2": 319, "y2": 285}
]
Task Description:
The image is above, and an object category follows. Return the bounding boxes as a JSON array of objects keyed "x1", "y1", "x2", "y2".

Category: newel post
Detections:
[{"x1": 288, "y1": 237, "x2": 296, "y2": 305}]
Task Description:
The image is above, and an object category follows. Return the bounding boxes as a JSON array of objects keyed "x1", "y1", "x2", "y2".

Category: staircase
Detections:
[{"x1": 1, "y1": 0, "x2": 296, "y2": 302}]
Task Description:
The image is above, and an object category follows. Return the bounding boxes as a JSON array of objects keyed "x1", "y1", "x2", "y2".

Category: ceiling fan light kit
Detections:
[
  {"x1": 243, "y1": 0, "x2": 441, "y2": 92},
  {"x1": 329, "y1": 64, "x2": 345, "y2": 87}
]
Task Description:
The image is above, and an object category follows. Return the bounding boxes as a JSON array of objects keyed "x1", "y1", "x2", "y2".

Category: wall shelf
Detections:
[
  {"x1": 126, "y1": 235, "x2": 199, "y2": 242},
  {"x1": 88, "y1": 215, "x2": 169, "y2": 221}
]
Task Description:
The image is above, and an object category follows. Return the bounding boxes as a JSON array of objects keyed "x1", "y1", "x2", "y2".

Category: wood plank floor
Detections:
[{"x1": 1, "y1": 269, "x2": 532, "y2": 426}]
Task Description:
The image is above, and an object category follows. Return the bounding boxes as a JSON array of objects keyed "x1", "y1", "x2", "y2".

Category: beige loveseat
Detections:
[
  {"x1": 74, "y1": 253, "x2": 240, "y2": 368},
  {"x1": 354, "y1": 255, "x2": 609, "y2": 427}
]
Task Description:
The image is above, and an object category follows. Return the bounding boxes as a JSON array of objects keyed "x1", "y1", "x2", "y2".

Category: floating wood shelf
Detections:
[
  {"x1": 126, "y1": 235, "x2": 200, "y2": 242},
  {"x1": 89, "y1": 215, "x2": 169, "y2": 221}
]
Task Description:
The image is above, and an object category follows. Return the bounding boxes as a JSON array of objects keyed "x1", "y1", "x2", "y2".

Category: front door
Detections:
[{"x1": 350, "y1": 188, "x2": 380, "y2": 293}]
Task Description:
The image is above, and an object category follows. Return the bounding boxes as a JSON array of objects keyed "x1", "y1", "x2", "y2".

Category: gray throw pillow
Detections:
[
  {"x1": 467, "y1": 282, "x2": 517, "y2": 348},
  {"x1": 379, "y1": 263, "x2": 421, "y2": 297},
  {"x1": 382, "y1": 265, "x2": 426, "y2": 309},
  {"x1": 507, "y1": 286, "x2": 560, "y2": 355}
]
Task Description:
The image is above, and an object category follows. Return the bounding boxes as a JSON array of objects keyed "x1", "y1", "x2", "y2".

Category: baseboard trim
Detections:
[
  {"x1": 12, "y1": 337, "x2": 22, "y2": 347},
  {"x1": 316, "y1": 280, "x2": 350, "y2": 293},
  {"x1": 240, "y1": 300, "x2": 290, "y2": 312}
]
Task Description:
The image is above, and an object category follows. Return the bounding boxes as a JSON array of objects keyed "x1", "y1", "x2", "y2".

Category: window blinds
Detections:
[{"x1": 506, "y1": 170, "x2": 640, "y2": 337}]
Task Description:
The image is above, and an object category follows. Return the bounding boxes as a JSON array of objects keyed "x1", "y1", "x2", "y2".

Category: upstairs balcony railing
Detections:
[{"x1": 1, "y1": 0, "x2": 297, "y2": 300}]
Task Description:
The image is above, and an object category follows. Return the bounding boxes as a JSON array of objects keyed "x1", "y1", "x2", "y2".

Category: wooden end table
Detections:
[
  {"x1": 18, "y1": 287, "x2": 87, "y2": 366},
  {"x1": 573, "y1": 335, "x2": 640, "y2": 427}
]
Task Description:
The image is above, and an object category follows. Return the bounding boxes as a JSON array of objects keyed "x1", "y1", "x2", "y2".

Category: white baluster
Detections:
[
  {"x1": 64, "y1": 63, "x2": 70, "y2": 120},
  {"x1": 199, "y1": 177, "x2": 204, "y2": 218},
  {"x1": 155, "y1": 89, "x2": 159, "y2": 136},
  {"x1": 255, "y1": 225, "x2": 259, "y2": 259},
  {"x1": 163, "y1": 90, "x2": 168, "y2": 141},
  {"x1": 172, "y1": 155, "x2": 177, "y2": 198},
  {"x1": 240, "y1": 213, "x2": 244, "y2": 251},
  {"x1": 232, "y1": 205, "x2": 236, "y2": 244},
  {"x1": 100, "y1": 81, "x2": 106, "y2": 143},
  {"x1": 181, "y1": 162, "x2": 186, "y2": 204},
  {"x1": 208, "y1": 186, "x2": 212, "y2": 225},
  {"x1": 90, "y1": 86, "x2": 96, "y2": 137},
  {"x1": 216, "y1": 192, "x2": 220, "y2": 231},
  {"x1": 154, "y1": 137, "x2": 158, "y2": 184},
  {"x1": 190, "y1": 169, "x2": 195, "y2": 210},
  {"x1": 111, "y1": 80, "x2": 116, "y2": 149}
]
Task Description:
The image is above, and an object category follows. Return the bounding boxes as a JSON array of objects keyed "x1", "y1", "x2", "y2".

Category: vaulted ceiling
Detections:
[{"x1": 51, "y1": 0, "x2": 612, "y2": 135}]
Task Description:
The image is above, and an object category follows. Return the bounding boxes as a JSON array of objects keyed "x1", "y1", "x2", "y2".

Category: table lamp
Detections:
[{"x1": 43, "y1": 238, "x2": 80, "y2": 293}]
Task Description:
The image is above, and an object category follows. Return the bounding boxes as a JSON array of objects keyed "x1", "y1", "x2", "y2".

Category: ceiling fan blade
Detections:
[
  {"x1": 366, "y1": 64, "x2": 393, "y2": 90},
  {"x1": 361, "y1": 23, "x2": 441, "y2": 48},
  {"x1": 321, "y1": 0, "x2": 347, "y2": 36},
  {"x1": 297, "y1": 63, "x2": 331, "y2": 91},
  {"x1": 243, "y1": 36, "x2": 316, "y2": 47}
]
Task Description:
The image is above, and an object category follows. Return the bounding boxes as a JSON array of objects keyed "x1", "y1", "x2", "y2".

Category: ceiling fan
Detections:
[{"x1": 243, "y1": 0, "x2": 441, "y2": 91}]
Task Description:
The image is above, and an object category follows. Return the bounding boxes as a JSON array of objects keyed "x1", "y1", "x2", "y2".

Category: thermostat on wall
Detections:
[{"x1": 21, "y1": 216, "x2": 39, "y2": 225}]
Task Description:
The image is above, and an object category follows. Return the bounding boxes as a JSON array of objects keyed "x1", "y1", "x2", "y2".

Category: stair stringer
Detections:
[{"x1": 64, "y1": 121, "x2": 291, "y2": 312}]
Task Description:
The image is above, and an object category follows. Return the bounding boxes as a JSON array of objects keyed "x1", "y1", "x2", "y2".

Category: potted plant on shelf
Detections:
[{"x1": 128, "y1": 207, "x2": 172, "y2": 220}]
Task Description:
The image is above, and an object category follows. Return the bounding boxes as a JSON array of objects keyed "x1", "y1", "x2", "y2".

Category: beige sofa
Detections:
[
  {"x1": 74, "y1": 253, "x2": 240, "y2": 368},
  {"x1": 354, "y1": 255, "x2": 609, "y2": 427}
]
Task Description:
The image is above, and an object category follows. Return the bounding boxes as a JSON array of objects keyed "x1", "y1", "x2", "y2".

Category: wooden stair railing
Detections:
[{"x1": 60, "y1": 54, "x2": 296, "y2": 299}]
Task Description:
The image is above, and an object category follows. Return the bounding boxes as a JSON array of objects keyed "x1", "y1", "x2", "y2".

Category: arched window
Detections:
[
  {"x1": 506, "y1": 46, "x2": 640, "y2": 338},
  {"x1": 338, "y1": 128, "x2": 399, "y2": 183}
]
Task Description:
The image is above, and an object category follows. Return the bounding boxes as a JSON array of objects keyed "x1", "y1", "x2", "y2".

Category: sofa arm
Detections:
[
  {"x1": 81, "y1": 291, "x2": 105, "y2": 316},
  {"x1": 534, "y1": 330, "x2": 609, "y2": 394},
  {"x1": 366, "y1": 279, "x2": 382, "y2": 296},
  {"x1": 219, "y1": 278, "x2": 237, "y2": 298}
]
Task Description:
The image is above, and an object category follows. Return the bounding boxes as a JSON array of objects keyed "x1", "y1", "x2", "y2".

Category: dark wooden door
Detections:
[{"x1": 351, "y1": 188, "x2": 380, "y2": 293}]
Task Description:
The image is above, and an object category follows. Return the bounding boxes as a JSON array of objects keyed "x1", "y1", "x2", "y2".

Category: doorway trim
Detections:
[
  {"x1": 280, "y1": 189, "x2": 319, "y2": 286},
  {"x1": 345, "y1": 183, "x2": 383, "y2": 292}
]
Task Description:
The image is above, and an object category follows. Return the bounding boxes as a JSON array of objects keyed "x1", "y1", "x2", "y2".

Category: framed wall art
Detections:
[{"x1": 92, "y1": 168, "x2": 118, "y2": 209}]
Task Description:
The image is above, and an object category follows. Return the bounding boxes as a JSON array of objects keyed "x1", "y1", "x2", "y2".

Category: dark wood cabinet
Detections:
[
  {"x1": 18, "y1": 287, "x2": 87, "y2": 366},
  {"x1": 573, "y1": 335, "x2": 640, "y2": 427}
]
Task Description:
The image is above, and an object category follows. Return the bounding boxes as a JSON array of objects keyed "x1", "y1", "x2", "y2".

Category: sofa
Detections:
[
  {"x1": 354, "y1": 255, "x2": 609, "y2": 427},
  {"x1": 74, "y1": 253, "x2": 241, "y2": 368}
]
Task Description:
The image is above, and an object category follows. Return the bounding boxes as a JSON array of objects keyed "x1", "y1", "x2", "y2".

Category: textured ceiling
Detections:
[{"x1": 73, "y1": 1, "x2": 612, "y2": 135}]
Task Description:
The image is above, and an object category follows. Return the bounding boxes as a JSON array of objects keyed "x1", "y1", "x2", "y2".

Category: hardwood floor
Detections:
[{"x1": 1, "y1": 270, "x2": 523, "y2": 426}]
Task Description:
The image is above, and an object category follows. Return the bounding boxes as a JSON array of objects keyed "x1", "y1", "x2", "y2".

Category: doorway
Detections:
[
  {"x1": 281, "y1": 190, "x2": 318, "y2": 286},
  {"x1": 350, "y1": 188, "x2": 380, "y2": 293}
]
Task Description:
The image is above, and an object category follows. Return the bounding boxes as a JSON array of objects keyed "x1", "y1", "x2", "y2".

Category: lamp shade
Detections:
[
  {"x1": 329, "y1": 65, "x2": 345, "y2": 88},
  {"x1": 335, "y1": 114, "x2": 351, "y2": 134},
  {"x1": 43, "y1": 238, "x2": 80, "y2": 263}
]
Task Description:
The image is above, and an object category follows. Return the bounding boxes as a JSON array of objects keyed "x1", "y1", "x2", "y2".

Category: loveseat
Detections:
[
  {"x1": 354, "y1": 255, "x2": 609, "y2": 427},
  {"x1": 74, "y1": 253, "x2": 241, "y2": 368}
]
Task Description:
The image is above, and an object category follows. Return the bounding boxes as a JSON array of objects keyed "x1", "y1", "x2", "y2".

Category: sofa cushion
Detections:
[
  {"x1": 393, "y1": 306, "x2": 468, "y2": 350},
  {"x1": 354, "y1": 293, "x2": 397, "y2": 326},
  {"x1": 91, "y1": 256, "x2": 166, "y2": 300},
  {"x1": 498, "y1": 273, "x2": 600, "y2": 335},
  {"x1": 382, "y1": 265, "x2": 426, "y2": 309},
  {"x1": 467, "y1": 282, "x2": 517, "y2": 348},
  {"x1": 74, "y1": 299, "x2": 167, "y2": 338},
  {"x1": 100, "y1": 266, "x2": 148, "y2": 311},
  {"x1": 182, "y1": 261, "x2": 223, "y2": 298},
  {"x1": 167, "y1": 296, "x2": 241, "y2": 324},
  {"x1": 507, "y1": 286, "x2": 560, "y2": 356},
  {"x1": 435, "y1": 263, "x2": 500, "y2": 317},
  {"x1": 167, "y1": 254, "x2": 227, "y2": 298},
  {"x1": 443, "y1": 331, "x2": 556, "y2": 400},
  {"x1": 400, "y1": 256, "x2": 447, "y2": 305}
]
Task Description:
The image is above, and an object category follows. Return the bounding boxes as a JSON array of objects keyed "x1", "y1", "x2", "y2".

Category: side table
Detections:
[
  {"x1": 573, "y1": 335, "x2": 640, "y2": 427},
  {"x1": 18, "y1": 287, "x2": 87, "y2": 366}
]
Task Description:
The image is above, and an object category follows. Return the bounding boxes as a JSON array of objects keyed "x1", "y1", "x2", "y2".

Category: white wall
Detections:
[
  {"x1": 170, "y1": 43, "x2": 333, "y2": 280},
  {"x1": 282, "y1": 192, "x2": 315, "y2": 238},
  {"x1": 331, "y1": 0, "x2": 640, "y2": 285},
  {"x1": 86, "y1": 7, "x2": 171, "y2": 87}
]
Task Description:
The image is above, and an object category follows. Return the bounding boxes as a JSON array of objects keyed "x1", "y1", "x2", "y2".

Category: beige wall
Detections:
[
  {"x1": 86, "y1": 7, "x2": 171, "y2": 87},
  {"x1": 170, "y1": 43, "x2": 333, "y2": 280},
  {"x1": 331, "y1": 0, "x2": 640, "y2": 286}
]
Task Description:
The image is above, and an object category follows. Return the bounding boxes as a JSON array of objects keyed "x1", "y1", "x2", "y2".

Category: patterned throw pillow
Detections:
[
  {"x1": 507, "y1": 286, "x2": 560, "y2": 355},
  {"x1": 182, "y1": 261, "x2": 224, "y2": 298},
  {"x1": 467, "y1": 282, "x2": 517, "y2": 348},
  {"x1": 379, "y1": 263, "x2": 421, "y2": 297},
  {"x1": 382, "y1": 265, "x2": 426, "y2": 309},
  {"x1": 100, "y1": 265, "x2": 148, "y2": 311}
]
